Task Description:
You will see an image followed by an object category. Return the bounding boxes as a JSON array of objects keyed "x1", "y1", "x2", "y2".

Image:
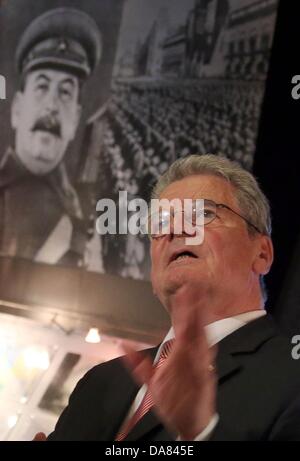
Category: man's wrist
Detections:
[{"x1": 177, "y1": 413, "x2": 219, "y2": 441}]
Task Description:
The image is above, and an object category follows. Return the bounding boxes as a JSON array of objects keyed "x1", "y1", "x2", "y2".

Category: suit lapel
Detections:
[
  {"x1": 99, "y1": 364, "x2": 140, "y2": 440},
  {"x1": 217, "y1": 314, "x2": 278, "y2": 356},
  {"x1": 216, "y1": 350, "x2": 241, "y2": 382},
  {"x1": 215, "y1": 315, "x2": 278, "y2": 382},
  {"x1": 111, "y1": 347, "x2": 159, "y2": 441},
  {"x1": 123, "y1": 315, "x2": 278, "y2": 441}
]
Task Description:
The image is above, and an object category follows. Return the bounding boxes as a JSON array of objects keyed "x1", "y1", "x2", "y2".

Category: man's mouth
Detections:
[{"x1": 169, "y1": 250, "x2": 198, "y2": 264}]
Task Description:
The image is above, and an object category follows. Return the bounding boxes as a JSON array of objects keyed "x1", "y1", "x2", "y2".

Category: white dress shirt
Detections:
[{"x1": 123, "y1": 309, "x2": 266, "y2": 441}]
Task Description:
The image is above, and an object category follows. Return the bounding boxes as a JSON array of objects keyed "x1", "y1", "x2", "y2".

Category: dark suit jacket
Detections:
[{"x1": 47, "y1": 315, "x2": 300, "y2": 441}]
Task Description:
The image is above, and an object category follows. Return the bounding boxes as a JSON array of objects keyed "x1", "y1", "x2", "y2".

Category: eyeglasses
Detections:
[{"x1": 148, "y1": 198, "x2": 262, "y2": 239}]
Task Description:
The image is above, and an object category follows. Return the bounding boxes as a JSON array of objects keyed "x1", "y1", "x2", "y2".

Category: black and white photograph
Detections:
[
  {"x1": 90, "y1": 0, "x2": 279, "y2": 280},
  {"x1": 0, "y1": 0, "x2": 124, "y2": 271},
  {"x1": 0, "y1": 0, "x2": 279, "y2": 281}
]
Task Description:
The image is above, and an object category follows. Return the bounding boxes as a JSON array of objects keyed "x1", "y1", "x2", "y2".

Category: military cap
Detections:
[{"x1": 16, "y1": 8, "x2": 102, "y2": 80}]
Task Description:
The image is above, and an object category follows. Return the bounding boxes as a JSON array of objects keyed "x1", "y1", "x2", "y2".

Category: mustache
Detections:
[{"x1": 31, "y1": 114, "x2": 61, "y2": 138}]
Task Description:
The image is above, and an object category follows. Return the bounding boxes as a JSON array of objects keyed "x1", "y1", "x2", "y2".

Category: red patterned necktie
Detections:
[{"x1": 115, "y1": 339, "x2": 174, "y2": 441}]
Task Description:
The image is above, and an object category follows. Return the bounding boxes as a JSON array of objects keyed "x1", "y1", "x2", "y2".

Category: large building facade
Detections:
[{"x1": 132, "y1": 0, "x2": 278, "y2": 80}]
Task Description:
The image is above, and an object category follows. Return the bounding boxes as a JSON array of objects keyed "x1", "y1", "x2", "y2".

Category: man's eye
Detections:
[
  {"x1": 35, "y1": 83, "x2": 48, "y2": 93},
  {"x1": 59, "y1": 88, "x2": 72, "y2": 100},
  {"x1": 192, "y1": 208, "x2": 215, "y2": 222},
  {"x1": 203, "y1": 209, "x2": 215, "y2": 218},
  {"x1": 160, "y1": 217, "x2": 169, "y2": 227},
  {"x1": 150, "y1": 215, "x2": 169, "y2": 233},
  {"x1": 153, "y1": 217, "x2": 167, "y2": 229}
]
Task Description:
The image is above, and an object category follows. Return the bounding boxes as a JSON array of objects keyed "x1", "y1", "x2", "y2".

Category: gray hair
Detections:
[{"x1": 152, "y1": 154, "x2": 271, "y2": 236}]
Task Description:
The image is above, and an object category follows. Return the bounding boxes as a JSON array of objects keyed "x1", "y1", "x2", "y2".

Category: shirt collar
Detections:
[{"x1": 155, "y1": 310, "x2": 266, "y2": 363}]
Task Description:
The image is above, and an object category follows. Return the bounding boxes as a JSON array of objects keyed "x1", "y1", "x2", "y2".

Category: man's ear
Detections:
[
  {"x1": 11, "y1": 92, "x2": 23, "y2": 129},
  {"x1": 253, "y1": 235, "x2": 274, "y2": 276}
]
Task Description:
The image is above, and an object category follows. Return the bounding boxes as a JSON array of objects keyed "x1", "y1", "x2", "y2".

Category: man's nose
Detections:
[
  {"x1": 44, "y1": 88, "x2": 59, "y2": 113},
  {"x1": 172, "y1": 212, "x2": 201, "y2": 240},
  {"x1": 166, "y1": 213, "x2": 188, "y2": 242}
]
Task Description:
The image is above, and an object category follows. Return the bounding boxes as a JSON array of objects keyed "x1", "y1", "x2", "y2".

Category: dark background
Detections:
[{"x1": 253, "y1": 0, "x2": 300, "y2": 333}]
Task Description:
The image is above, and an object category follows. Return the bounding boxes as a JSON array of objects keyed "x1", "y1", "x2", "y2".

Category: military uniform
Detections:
[
  {"x1": 0, "y1": 8, "x2": 102, "y2": 267},
  {"x1": 0, "y1": 147, "x2": 88, "y2": 264}
]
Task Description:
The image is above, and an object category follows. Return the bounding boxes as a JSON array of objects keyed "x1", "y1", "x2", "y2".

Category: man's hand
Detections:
[{"x1": 122, "y1": 286, "x2": 217, "y2": 440}]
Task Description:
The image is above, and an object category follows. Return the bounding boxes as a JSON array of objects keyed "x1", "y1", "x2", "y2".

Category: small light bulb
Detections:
[{"x1": 85, "y1": 328, "x2": 101, "y2": 343}]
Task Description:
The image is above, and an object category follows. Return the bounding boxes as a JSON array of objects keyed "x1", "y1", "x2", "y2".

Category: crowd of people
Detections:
[
  {"x1": 109, "y1": 78, "x2": 264, "y2": 171},
  {"x1": 94, "y1": 78, "x2": 265, "y2": 281}
]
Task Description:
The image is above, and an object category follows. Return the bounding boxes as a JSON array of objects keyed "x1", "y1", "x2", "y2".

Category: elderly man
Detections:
[
  {"x1": 0, "y1": 8, "x2": 101, "y2": 266},
  {"x1": 43, "y1": 154, "x2": 300, "y2": 441}
]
